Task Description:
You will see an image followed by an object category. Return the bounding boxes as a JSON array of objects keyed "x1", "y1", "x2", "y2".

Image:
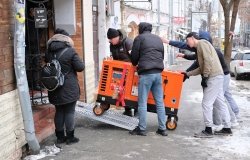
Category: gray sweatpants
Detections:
[
  {"x1": 202, "y1": 75, "x2": 231, "y2": 128},
  {"x1": 213, "y1": 74, "x2": 237, "y2": 125}
]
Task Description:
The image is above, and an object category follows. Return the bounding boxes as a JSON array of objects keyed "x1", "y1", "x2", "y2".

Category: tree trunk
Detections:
[{"x1": 220, "y1": 0, "x2": 241, "y2": 67}]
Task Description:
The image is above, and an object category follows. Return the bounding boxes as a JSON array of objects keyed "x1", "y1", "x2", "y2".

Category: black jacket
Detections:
[
  {"x1": 109, "y1": 29, "x2": 133, "y2": 62},
  {"x1": 47, "y1": 41, "x2": 84, "y2": 105},
  {"x1": 131, "y1": 22, "x2": 164, "y2": 75}
]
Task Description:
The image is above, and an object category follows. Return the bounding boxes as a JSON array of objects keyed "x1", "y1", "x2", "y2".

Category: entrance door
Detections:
[{"x1": 92, "y1": 5, "x2": 99, "y2": 86}]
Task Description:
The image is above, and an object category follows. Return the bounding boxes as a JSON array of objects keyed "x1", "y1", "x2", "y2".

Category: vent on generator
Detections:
[{"x1": 100, "y1": 65, "x2": 109, "y2": 91}]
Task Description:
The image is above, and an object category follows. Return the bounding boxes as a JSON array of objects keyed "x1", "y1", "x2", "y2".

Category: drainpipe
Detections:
[{"x1": 14, "y1": 0, "x2": 40, "y2": 153}]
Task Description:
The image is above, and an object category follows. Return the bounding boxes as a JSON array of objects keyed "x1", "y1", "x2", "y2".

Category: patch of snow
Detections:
[
  {"x1": 23, "y1": 145, "x2": 61, "y2": 160},
  {"x1": 123, "y1": 151, "x2": 140, "y2": 158},
  {"x1": 182, "y1": 87, "x2": 250, "y2": 158}
]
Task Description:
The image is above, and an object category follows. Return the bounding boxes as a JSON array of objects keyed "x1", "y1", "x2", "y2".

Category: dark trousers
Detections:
[{"x1": 54, "y1": 101, "x2": 77, "y2": 132}]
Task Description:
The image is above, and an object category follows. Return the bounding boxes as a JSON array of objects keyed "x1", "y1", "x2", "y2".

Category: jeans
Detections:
[
  {"x1": 54, "y1": 101, "x2": 77, "y2": 132},
  {"x1": 224, "y1": 74, "x2": 239, "y2": 115},
  {"x1": 138, "y1": 73, "x2": 166, "y2": 131}
]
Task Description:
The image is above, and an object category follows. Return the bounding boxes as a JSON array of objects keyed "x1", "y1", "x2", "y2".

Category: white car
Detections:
[{"x1": 230, "y1": 49, "x2": 250, "y2": 80}]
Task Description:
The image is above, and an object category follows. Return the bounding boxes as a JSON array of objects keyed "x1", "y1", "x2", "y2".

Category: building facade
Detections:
[{"x1": 0, "y1": 0, "x2": 95, "y2": 159}]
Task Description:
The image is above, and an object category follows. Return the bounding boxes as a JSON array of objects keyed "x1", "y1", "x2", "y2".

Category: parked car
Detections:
[
  {"x1": 231, "y1": 48, "x2": 238, "y2": 60},
  {"x1": 230, "y1": 50, "x2": 250, "y2": 80}
]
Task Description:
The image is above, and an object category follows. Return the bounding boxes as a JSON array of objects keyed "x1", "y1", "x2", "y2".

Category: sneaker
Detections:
[
  {"x1": 212, "y1": 124, "x2": 224, "y2": 132},
  {"x1": 214, "y1": 128, "x2": 233, "y2": 136},
  {"x1": 156, "y1": 129, "x2": 168, "y2": 136},
  {"x1": 129, "y1": 126, "x2": 147, "y2": 136},
  {"x1": 231, "y1": 121, "x2": 239, "y2": 129},
  {"x1": 235, "y1": 115, "x2": 243, "y2": 123},
  {"x1": 194, "y1": 130, "x2": 213, "y2": 138}
]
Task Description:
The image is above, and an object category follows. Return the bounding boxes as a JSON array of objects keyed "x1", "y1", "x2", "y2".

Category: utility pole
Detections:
[
  {"x1": 168, "y1": 0, "x2": 174, "y2": 65},
  {"x1": 156, "y1": 0, "x2": 160, "y2": 35}
]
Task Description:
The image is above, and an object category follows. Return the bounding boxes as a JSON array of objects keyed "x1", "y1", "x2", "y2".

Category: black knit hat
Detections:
[
  {"x1": 55, "y1": 28, "x2": 70, "y2": 36},
  {"x1": 107, "y1": 28, "x2": 119, "y2": 39},
  {"x1": 186, "y1": 32, "x2": 199, "y2": 39}
]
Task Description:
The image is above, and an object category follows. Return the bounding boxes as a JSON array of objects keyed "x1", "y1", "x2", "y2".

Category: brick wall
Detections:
[{"x1": 0, "y1": 0, "x2": 16, "y2": 95}]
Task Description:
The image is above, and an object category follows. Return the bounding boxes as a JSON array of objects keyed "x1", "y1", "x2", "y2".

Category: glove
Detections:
[
  {"x1": 201, "y1": 76, "x2": 208, "y2": 88},
  {"x1": 181, "y1": 72, "x2": 189, "y2": 82}
]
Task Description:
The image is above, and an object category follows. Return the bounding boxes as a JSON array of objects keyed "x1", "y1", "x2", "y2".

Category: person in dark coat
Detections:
[
  {"x1": 129, "y1": 22, "x2": 167, "y2": 136},
  {"x1": 107, "y1": 28, "x2": 133, "y2": 62},
  {"x1": 107, "y1": 28, "x2": 137, "y2": 116},
  {"x1": 47, "y1": 28, "x2": 85, "y2": 145}
]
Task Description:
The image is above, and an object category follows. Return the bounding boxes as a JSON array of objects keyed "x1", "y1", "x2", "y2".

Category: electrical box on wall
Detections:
[{"x1": 54, "y1": 0, "x2": 76, "y2": 35}]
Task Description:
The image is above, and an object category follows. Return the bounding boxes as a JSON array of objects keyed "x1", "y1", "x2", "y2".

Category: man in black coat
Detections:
[
  {"x1": 129, "y1": 22, "x2": 167, "y2": 136},
  {"x1": 107, "y1": 28, "x2": 133, "y2": 62},
  {"x1": 47, "y1": 28, "x2": 84, "y2": 145},
  {"x1": 107, "y1": 28, "x2": 137, "y2": 116}
]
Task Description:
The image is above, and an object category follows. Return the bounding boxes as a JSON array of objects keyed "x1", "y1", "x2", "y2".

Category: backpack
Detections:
[{"x1": 41, "y1": 48, "x2": 68, "y2": 91}]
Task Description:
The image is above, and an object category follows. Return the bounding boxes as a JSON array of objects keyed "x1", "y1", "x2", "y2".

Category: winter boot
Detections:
[
  {"x1": 55, "y1": 130, "x2": 66, "y2": 144},
  {"x1": 66, "y1": 130, "x2": 80, "y2": 145}
]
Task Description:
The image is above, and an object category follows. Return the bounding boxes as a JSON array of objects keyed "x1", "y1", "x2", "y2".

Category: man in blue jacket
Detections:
[{"x1": 129, "y1": 22, "x2": 167, "y2": 136}]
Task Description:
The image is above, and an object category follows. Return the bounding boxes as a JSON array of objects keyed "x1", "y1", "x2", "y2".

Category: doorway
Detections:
[{"x1": 25, "y1": 0, "x2": 54, "y2": 105}]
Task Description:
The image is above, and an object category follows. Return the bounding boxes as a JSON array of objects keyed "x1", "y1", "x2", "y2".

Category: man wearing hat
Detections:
[
  {"x1": 107, "y1": 28, "x2": 136, "y2": 116},
  {"x1": 107, "y1": 28, "x2": 133, "y2": 62}
]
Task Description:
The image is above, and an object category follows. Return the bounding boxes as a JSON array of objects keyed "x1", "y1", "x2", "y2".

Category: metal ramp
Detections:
[{"x1": 76, "y1": 102, "x2": 139, "y2": 130}]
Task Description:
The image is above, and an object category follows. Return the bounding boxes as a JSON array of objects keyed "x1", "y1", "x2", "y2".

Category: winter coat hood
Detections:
[
  {"x1": 117, "y1": 29, "x2": 127, "y2": 42},
  {"x1": 138, "y1": 22, "x2": 152, "y2": 34},
  {"x1": 199, "y1": 31, "x2": 212, "y2": 44},
  {"x1": 47, "y1": 34, "x2": 74, "y2": 50}
]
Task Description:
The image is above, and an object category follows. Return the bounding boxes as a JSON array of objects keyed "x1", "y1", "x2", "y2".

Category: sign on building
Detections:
[{"x1": 34, "y1": 8, "x2": 48, "y2": 28}]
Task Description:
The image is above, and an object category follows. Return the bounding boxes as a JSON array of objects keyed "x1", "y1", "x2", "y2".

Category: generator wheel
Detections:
[
  {"x1": 101, "y1": 103, "x2": 110, "y2": 111},
  {"x1": 166, "y1": 117, "x2": 177, "y2": 130},
  {"x1": 93, "y1": 105, "x2": 105, "y2": 116}
]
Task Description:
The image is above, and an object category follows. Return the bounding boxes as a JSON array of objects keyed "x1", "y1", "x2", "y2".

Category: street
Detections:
[{"x1": 40, "y1": 60, "x2": 250, "y2": 160}]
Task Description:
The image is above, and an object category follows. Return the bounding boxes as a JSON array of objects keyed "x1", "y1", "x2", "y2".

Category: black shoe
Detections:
[
  {"x1": 156, "y1": 129, "x2": 168, "y2": 136},
  {"x1": 194, "y1": 130, "x2": 213, "y2": 138},
  {"x1": 55, "y1": 130, "x2": 66, "y2": 144},
  {"x1": 66, "y1": 130, "x2": 80, "y2": 145},
  {"x1": 129, "y1": 126, "x2": 147, "y2": 136},
  {"x1": 214, "y1": 128, "x2": 232, "y2": 136}
]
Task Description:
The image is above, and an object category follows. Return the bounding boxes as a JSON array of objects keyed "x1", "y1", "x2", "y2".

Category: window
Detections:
[{"x1": 243, "y1": 53, "x2": 250, "y2": 60}]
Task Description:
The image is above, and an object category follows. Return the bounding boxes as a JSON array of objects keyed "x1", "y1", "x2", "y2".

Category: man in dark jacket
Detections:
[
  {"x1": 129, "y1": 22, "x2": 167, "y2": 136},
  {"x1": 47, "y1": 28, "x2": 85, "y2": 145},
  {"x1": 107, "y1": 28, "x2": 137, "y2": 116},
  {"x1": 107, "y1": 28, "x2": 133, "y2": 62}
]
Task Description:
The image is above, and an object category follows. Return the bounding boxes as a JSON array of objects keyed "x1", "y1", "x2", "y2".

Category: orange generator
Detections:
[{"x1": 93, "y1": 60, "x2": 184, "y2": 130}]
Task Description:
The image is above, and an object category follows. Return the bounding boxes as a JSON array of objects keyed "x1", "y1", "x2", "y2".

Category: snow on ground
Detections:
[
  {"x1": 180, "y1": 78, "x2": 250, "y2": 159},
  {"x1": 23, "y1": 145, "x2": 61, "y2": 160}
]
